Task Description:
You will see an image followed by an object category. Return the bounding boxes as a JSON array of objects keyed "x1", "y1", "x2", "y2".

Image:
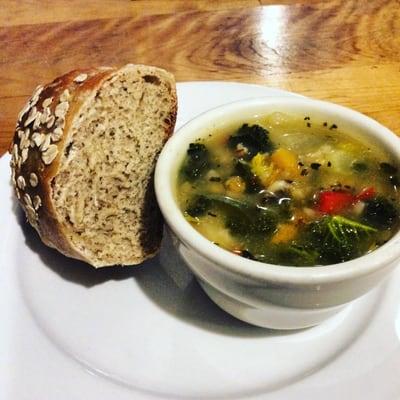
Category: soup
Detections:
[{"x1": 176, "y1": 113, "x2": 400, "y2": 266}]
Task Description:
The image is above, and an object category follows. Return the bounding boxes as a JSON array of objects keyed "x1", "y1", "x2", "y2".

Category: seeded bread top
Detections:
[{"x1": 10, "y1": 67, "x2": 114, "y2": 232}]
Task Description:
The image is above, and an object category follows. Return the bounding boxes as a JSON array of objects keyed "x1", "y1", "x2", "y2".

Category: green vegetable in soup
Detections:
[
  {"x1": 362, "y1": 197, "x2": 398, "y2": 229},
  {"x1": 379, "y1": 162, "x2": 397, "y2": 175},
  {"x1": 186, "y1": 195, "x2": 211, "y2": 217},
  {"x1": 378, "y1": 162, "x2": 400, "y2": 187},
  {"x1": 226, "y1": 210, "x2": 277, "y2": 236},
  {"x1": 182, "y1": 143, "x2": 210, "y2": 181},
  {"x1": 246, "y1": 243, "x2": 319, "y2": 267},
  {"x1": 228, "y1": 124, "x2": 274, "y2": 160},
  {"x1": 202, "y1": 194, "x2": 279, "y2": 236},
  {"x1": 304, "y1": 216, "x2": 377, "y2": 264},
  {"x1": 275, "y1": 244, "x2": 319, "y2": 267},
  {"x1": 251, "y1": 216, "x2": 376, "y2": 266}
]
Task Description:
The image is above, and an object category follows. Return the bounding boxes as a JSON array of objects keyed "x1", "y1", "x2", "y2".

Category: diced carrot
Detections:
[{"x1": 271, "y1": 223, "x2": 298, "y2": 244}]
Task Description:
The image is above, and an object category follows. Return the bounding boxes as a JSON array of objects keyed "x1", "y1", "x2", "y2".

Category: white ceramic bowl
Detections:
[{"x1": 154, "y1": 97, "x2": 400, "y2": 330}]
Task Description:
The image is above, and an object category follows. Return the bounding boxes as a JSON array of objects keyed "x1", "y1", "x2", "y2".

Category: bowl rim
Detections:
[{"x1": 155, "y1": 96, "x2": 400, "y2": 286}]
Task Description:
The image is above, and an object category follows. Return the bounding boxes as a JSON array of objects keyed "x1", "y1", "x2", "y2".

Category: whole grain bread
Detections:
[{"x1": 10, "y1": 64, "x2": 177, "y2": 267}]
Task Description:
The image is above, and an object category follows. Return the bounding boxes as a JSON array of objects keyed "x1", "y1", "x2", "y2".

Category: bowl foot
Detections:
[{"x1": 198, "y1": 280, "x2": 347, "y2": 330}]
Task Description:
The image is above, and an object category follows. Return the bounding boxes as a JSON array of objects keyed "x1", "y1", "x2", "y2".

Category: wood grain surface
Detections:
[{"x1": 1, "y1": 0, "x2": 400, "y2": 155}]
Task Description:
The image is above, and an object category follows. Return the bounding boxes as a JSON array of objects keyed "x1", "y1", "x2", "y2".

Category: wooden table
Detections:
[{"x1": 1, "y1": 0, "x2": 400, "y2": 156}]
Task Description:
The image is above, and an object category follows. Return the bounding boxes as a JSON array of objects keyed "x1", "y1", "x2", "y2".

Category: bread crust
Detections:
[{"x1": 10, "y1": 65, "x2": 177, "y2": 266}]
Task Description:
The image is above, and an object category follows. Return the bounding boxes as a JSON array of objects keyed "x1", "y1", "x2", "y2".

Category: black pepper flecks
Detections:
[
  {"x1": 304, "y1": 116, "x2": 310, "y2": 121},
  {"x1": 327, "y1": 161, "x2": 332, "y2": 167},
  {"x1": 301, "y1": 169, "x2": 308, "y2": 176},
  {"x1": 298, "y1": 161, "x2": 304, "y2": 167},
  {"x1": 306, "y1": 122, "x2": 311, "y2": 127},
  {"x1": 208, "y1": 212, "x2": 217, "y2": 217},
  {"x1": 310, "y1": 162, "x2": 321, "y2": 170},
  {"x1": 323, "y1": 122, "x2": 328, "y2": 127},
  {"x1": 329, "y1": 124, "x2": 338, "y2": 130},
  {"x1": 209, "y1": 176, "x2": 221, "y2": 182}
]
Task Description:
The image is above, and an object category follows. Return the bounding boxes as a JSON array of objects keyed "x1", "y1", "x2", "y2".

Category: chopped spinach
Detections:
[
  {"x1": 226, "y1": 209, "x2": 277, "y2": 236},
  {"x1": 379, "y1": 162, "x2": 397, "y2": 175},
  {"x1": 228, "y1": 124, "x2": 274, "y2": 160},
  {"x1": 390, "y1": 175, "x2": 399, "y2": 186},
  {"x1": 362, "y1": 197, "x2": 398, "y2": 229},
  {"x1": 186, "y1": 195, "x2": 211, "y2": 217},
  {"x1": 379, "y1": 163, "x2": 399, "y2": 186},
  {"x1": 203, "y1": 194, "x2": 278, "y2": 236},
  {"x1": 181, "y1": 143, "x2": 210, "y2": 181},
  {"x1": 304, "y1": 215, "x2": 376, "y2": 264},
  {"x1": 275, "y1": 244, "x2": 319, "y2": 266}
]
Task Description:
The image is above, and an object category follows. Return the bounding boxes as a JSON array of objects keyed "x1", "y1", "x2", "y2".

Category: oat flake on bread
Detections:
[{"x1": 10, "y1": 64, "x2": 177, "y2": 267}]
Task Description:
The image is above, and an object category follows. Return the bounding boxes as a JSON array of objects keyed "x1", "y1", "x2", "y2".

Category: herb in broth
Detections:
[
  {"x1": 228, "y1": 124, "x2": 274, "y2": 160},
  {"x1": 177, "y1": 116, "x2": 400, "y2": 266},
  {"x1": 181, "y1": 143, "x2": 210, "y2": 181}
]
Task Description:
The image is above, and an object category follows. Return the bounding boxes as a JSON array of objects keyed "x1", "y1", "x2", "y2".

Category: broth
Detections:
[{"x1": 176, "y1": 113, "x2": 400, "y2": 266}]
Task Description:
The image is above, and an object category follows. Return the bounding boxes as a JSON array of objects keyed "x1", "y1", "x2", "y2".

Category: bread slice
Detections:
[{"x1": 10, "y1": 64, "x2": 177, "y2": 267}]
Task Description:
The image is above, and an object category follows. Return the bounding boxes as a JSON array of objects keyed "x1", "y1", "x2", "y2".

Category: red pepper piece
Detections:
[
  {"x1": 317, "y1": 191, "x2": 355, "y2": 214},
  {"x1": 355, "y1": 186, "x2": 376, "y2": 201}
]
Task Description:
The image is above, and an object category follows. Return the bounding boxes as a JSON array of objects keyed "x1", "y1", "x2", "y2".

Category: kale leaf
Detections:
[
  {"x1": 203, "y1": 194, "x2": 278, "y2": 236},
  {"x1": 181, "y1": 143, "x2": 210, "y2": 181},
  {"x1": 362, "y1": 197, "x2": 398, "y2": 229},
  {"x1": 228, "y1": 124, "x2": 274, "y2": 160},
  {"x1": 304, "y1": 215, "x2": 377, "y2": 264},
  {"x1": 186, "y1": 195, "x2": 212, "y2": 217},
  {"x1": 379, "y1": 163, "x2": 400, "y2": 187},
  {"x1": 275, "y1": 244, "x2": 319, "y2": 266},
  {"x1": 379, "y1": 162, "x2": 397, "y2": 175}
]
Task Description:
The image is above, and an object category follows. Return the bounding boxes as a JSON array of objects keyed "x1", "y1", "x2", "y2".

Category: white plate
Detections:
[{"x1": 1, "y1": 82, "x2": 400, "y2": 400}]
